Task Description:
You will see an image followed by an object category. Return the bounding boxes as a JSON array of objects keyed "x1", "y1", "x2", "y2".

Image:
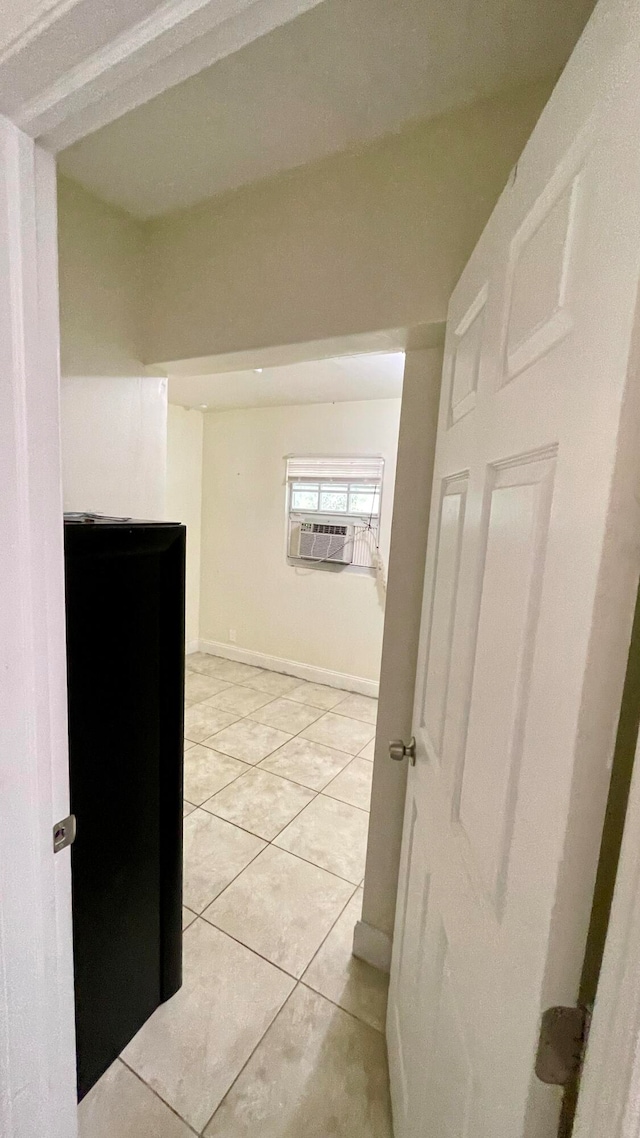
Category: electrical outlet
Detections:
[{"x1": 229, "y1": 628, "x2": 237, "y2": 643}]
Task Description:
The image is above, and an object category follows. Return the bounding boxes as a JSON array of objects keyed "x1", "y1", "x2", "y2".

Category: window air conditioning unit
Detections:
[{"x1": 289, "y1": 520, "x2": 355, "y2": 565}]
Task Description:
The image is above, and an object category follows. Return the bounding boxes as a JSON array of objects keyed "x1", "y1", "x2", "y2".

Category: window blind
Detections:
[{"x1": 285, "y1": 456, "x2": 384, "y2": 481}]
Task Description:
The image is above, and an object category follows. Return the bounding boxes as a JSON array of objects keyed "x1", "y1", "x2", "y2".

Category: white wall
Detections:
[
  {"x1": 144, "y1": 81, "x2": 552, "y2": 366},
  {"x1": 166, "y1": 405, "x2": 204, "y2": 649},
  {"x1": 57, "y1": 175, "x2": 167, "y2": 518},
  {"x1": 60, "y1": 375, "x2": 167, "y2": 518},
  {"x1": 200, "y1": 398, "x2": 402, "y2": 684}
]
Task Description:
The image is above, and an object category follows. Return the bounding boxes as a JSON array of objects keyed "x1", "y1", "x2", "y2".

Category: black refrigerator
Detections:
[{"x1": 64, "y1": 516, "x2": 186, "y2": 1100}]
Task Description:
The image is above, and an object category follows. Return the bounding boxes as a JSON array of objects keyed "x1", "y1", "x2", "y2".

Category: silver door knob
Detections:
[{"x1": 389, "y1": 737, "x2": 416, "y2": 765}]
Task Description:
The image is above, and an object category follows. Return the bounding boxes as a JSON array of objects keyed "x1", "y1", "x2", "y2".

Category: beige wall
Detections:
[
  {"x1": 57, "y1": 176, "x2": 167, "y2": 518},
  {"x1": 166, "y1": 405, "x2": 204, "y2": 648},
  {"x1": 200, "y1": 398, "x2": 401, "y2": 684},
  {"x1": 58, "y1": 174, "x2": 145, "y2": 377},
  {"x1": 144, "y1": 81, "x2": 552, "y2": 366}
]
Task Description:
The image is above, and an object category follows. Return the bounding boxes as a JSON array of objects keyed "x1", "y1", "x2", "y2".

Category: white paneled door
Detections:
[{"x1": 387, "y1": 6, "x2": 640, "y2": 1137}]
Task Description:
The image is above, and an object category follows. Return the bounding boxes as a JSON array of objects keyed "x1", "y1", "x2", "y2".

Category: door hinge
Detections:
[
  {"x1": 53, "y1": 814, "x2": 76, "y2": 853},
  {"x1": 535, "y1": 1005, "x2": 592, "y2": 1086}
]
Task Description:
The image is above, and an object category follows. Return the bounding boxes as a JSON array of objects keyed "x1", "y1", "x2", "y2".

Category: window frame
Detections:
[
  {"x1": 289, "y1": 477, "x2": 381, "y2": 519},
  {"x1": 285, "y1": 456, "x2": 385, "y2": 572}
]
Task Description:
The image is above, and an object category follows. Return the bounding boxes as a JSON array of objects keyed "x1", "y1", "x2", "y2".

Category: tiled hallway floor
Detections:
[{"x1": 79, "y1": 652, "x2": 393, "y2": 1137}]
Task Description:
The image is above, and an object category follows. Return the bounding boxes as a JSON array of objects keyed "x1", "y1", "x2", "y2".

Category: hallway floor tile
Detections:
[{"x1": 80, "y1": 653, "x2": 390, "y2": 1138}]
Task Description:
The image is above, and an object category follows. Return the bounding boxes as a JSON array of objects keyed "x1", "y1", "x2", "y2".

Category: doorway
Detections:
[{"x1": 60, "y1": 337, "x2": 413, "y2": 1132}]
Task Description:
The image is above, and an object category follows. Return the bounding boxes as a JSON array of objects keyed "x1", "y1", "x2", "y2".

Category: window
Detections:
[
  {"x1": 285, "y1": 456, "x2": 384, "y2": 570},
  {"x1": 289, "y1": 481, "x2": 380, "y2": 518}
]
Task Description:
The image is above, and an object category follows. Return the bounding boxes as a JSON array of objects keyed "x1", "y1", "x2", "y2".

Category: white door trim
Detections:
[
  {"x1": 574, "y1": 627, "x2": 640, "y2": 1137},
  {"x1": 0, "y1": 114, "x2": 78, "y2": 1138},
  {"x1": 0, "y1": 0, "x2": 326, "y2": 151}
]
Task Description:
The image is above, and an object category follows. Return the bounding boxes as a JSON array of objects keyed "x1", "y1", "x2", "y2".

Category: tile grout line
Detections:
[
  {"x1": 187, "y1": 834, "x2": 267, "y2": 917},
  {"x1": 186, "y1": 685, "x2": 377, "y2": 743},
  {"x1": 136, "y1": 882, "x2": 308, "y2": 1134},
  {"x1": 188, "y1": 713, "x2": 366, "y2": 982},
  {"x1": 186, "y1": 685, "x2": 372, "y2": 806},
  {"x1": 198, "y1": 761, "x2": 318, "y2": 812},
  {"x1": 201, "y1": 725, "x2": 367, "y2": 758},
  {"x1": 188, "y1": 736, "x2": 326, "y2": 848},
  {"x1": 133, "y1": 905, "x2": 327, "y2": 1128},
  {"x1": 198, "y1": 972, "x2": 386, "y2": 1136},
  {"x1": 182, "y1": 669, "x2": 373, "y2": 1133},
  {"x1": 190, "y1": 801, "x2": 365, "y2": 896},
  {"x1": 187, "y1": 659, "x2": 356, "y2": 695},
  {"x1": 198, "y1": 759, "x2": 371, "y2": 842},
  {"x1": 197, "y1": 886, "x2": 380, "y2": 1027},
  {"x1": 297, "y1": 980, "x2": 387, "y2": 1036},
  {"x1": 118, "y1": 1056, "x2": 201, "y2": 1136},
  {"x1": 183, "y1": 663, "x2": 377, "y2": 1126},
  {"x1": 185, "y1": 755, "x2": 257, "y2": 809},
  {"x1": 186, "y1": 678, "x2": 373, "y2": 741},
  {"x1": 197, "y1": 981, "x2": 308, "y2": 1136},
  {"x1": 88, "y1": 660, "x2": 379, "y2": 1134},
  {"x1": 185, "y1": 690, "x2": 370, "y2": 951},
  {"x1": 187, "y1": 658, "x2": 376, "y2": 815},
  {"x1": 298, "y1": 879, "x2": 361, "y2": 975},
  {"x1": 186, "y1": 698, "x2": 359, "y2": 800},
  {"x1": 201, "y1": 784, "x2": 318, "y2": 844},
  {"x1": 187, "y1": 658, "x2": 376, "y2": 713},
  {"x1": 187, "y1": 915, "x2": 300, "y2": 984},
  {"x1": 267, "y1": 840, "x2": 366, "y2": 885},
  {"x1": 121, "y1": 900, "x2": 382, "y2": 1137},
  {"x1": 185, "y1": 669, "x2": 374, "y2": 883},
  {"x1": 185, "y1": 677, "x2": 374, "y2": 916}
]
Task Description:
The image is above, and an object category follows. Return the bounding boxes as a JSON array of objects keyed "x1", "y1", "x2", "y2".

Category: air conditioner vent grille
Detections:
[
  {"x1": 301, "y1": 522, "x2": 348, "y2": 536},
  {"x1": 295, "y1": 521, "x2": 352, "y2": 563}
]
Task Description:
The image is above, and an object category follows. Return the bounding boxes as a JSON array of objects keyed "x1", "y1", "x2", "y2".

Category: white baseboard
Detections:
[
  {"x1": 185, "y1": 640, "x2": 200, "y2": 656},
  {"x1": 197, "y1": 639, "x2": 379, "y2": 698},
  {"x1": 352, "y1": 920, "x2": 392, "y2": 974}
]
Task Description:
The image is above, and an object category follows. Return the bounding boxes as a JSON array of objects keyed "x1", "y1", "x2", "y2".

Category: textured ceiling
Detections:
[
  {"x1": 0, "y1": 0, "x2": 53, "y2": 51},
  {"x1": 168, "y1": 352, "x2": 406, "y2": 411},
  {"x1": 58, "y1": 0, "x2": 595, "y2": 218}
]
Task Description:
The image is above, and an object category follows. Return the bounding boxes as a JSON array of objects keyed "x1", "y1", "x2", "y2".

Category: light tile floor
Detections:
[{"x1": 79, "y1": 653, "x2": 392, "y2": 1138}]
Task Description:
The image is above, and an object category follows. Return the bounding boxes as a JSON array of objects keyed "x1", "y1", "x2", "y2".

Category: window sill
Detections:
[{"x1": 287, "y1": 557, "x2": 376, "y2": 578}]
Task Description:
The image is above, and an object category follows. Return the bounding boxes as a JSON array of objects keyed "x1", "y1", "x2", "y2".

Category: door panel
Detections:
[
  {"x1": 456, "y1": 452, "x2": 556, "y2": 908},
  {"x1": 503, "y1": 171, "x2": 581, "y2": 383},
  {"x1": 387, "y1": 13, "x2": 640, "y2": 1136},
  {"x1": 429, "y1": 949, "x2": 474, "y2": 1138},
  {"x1": 449, "y1": 286, "x2": 487, "y2": 425},
  {"x1": 422, "y1": 474, "x2": 468, "y2": 762}
]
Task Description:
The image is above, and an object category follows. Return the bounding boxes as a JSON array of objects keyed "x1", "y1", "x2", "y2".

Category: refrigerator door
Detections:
[{"x1": 64, "y1": 519, "x2": 185, "y2": 1099}]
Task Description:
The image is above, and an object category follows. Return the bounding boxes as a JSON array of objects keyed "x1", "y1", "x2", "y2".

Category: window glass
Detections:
[
  {"x1": 290, "y1": 480, "x2": 381, "y2": 517},
  {"x1": 291, "y1": 483, "x2": 319, "y2": 510},
  {"x1": 349, "y1": 488, "x2": 380, "y2": 516},
  {"x1": 320, "y1": 484, "x2": 348, "y2": 512}
]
